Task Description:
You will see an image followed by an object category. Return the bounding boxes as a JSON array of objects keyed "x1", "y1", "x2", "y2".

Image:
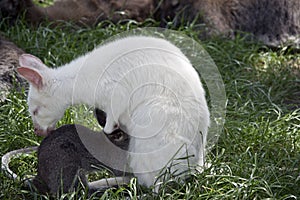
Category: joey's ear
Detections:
[
  {"x1": 19, "y1": 54, "x2": 47, "y2": 71},
  {"x1": 16, "y1": 67, "x2": 44, "y2": 90}
]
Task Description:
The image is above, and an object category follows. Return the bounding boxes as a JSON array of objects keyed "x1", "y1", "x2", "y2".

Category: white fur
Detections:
[{"x1": 18, "y1": 36, "x2": 210, "y2": 188}]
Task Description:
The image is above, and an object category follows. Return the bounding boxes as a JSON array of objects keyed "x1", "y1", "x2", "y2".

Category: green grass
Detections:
[{"x1": 0, "y1": 14, "x2": 299, "y2": 200}]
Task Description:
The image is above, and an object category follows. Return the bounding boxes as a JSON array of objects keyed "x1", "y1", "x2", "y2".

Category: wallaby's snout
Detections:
[
  {"x1": 33, "y1": 125, "x2": 54, "y2": 137},
  {"x1": 33, "y1": 122, "x2": 55, "y2": 137}
]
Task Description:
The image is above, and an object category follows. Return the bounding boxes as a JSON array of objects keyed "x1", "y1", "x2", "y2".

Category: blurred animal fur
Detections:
[
  {"x1": 0, "y1": 0, "x2": 299, "y2": 47},
  {"x1": 0, "y1": 35, "x2": 25, "y2": 101},
  {"x1": 155, "y1": 0, "x2": 300, "y2": 47},
  {"x1": 0, "y1": 0, "x2": 154, "y2": 26}
]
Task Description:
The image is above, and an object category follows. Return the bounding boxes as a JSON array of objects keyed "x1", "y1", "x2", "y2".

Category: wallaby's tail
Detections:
[{"x1": 1, "y1": 146, "x2": 38, "y2": 179}]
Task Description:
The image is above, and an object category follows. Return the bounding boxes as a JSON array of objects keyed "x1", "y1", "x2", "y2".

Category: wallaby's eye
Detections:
[
  {"x1": 33, "y1": 108, "x2": 39, "y2": 116},
  {"x1": 113, "y1": 124, "x2": 119, "y2": 129}
]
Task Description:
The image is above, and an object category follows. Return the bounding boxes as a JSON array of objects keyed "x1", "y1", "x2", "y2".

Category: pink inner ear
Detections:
[
  {"x1": 19, "y1": 54, "x2": 45, "y2": 70},
  {"x1": 16, "y1": 67, "x2": 43, "y2": 89}
]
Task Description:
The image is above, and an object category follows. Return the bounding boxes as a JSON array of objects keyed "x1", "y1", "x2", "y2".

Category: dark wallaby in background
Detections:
[
  {"x1": 0, "y1": 0, "x2": 299, "y2": 47},
  {"x1": 0, "y1": 0, "x2": 155, "y2": 26},
  {"x1": 0, "y1": 35, "x2": 25, "y2": 101}
]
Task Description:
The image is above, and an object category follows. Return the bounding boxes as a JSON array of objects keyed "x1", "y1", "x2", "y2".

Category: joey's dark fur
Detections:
[
  {"x1": 94, "y1": 108, "x2": 130, "y2": 150},
  {"x1": 33, "y1": 110, "x2": 130, "y2": 195}
]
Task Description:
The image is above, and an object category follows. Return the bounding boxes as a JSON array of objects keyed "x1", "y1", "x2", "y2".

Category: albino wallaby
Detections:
[
  {"x1": 17, "y1": 36, "x2": 210, "y2": 189},
  {"x1": 33, "y1": 123, "x2": 130, "y2": 195}
]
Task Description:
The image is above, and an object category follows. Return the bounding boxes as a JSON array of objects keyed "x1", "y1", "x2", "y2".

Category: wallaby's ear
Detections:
[
  {"x1": 18, "y1": 54, "x2": 49, "y2": 89},
  {"x1": 16, "y1": 67, "x2": 44, "y2": 90},
  {"x1": 19, "y1": 54, "x2": 47, "y2": 71}
]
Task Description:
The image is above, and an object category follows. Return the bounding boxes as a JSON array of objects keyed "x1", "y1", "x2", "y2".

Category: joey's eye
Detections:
[{"x1": 113, "y1": 124, "x2": 119, "y2": 129}]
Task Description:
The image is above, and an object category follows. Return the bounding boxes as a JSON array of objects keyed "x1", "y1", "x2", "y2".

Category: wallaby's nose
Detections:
[
  {"x1": 34, "y1": 127, "x2": 47, "y2": 136},
  {"x1": 34, "y1": 126, "x2": 54, "y2": 137}
]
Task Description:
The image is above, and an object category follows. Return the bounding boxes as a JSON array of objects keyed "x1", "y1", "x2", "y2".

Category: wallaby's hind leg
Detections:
[{"x1": 45, "y1": 163, "x2": 86, "y2": 195}]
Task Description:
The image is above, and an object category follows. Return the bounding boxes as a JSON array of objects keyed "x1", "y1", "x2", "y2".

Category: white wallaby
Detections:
[{"x1": 17, "y1": 36, "x2": 210, "y2": 189}]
